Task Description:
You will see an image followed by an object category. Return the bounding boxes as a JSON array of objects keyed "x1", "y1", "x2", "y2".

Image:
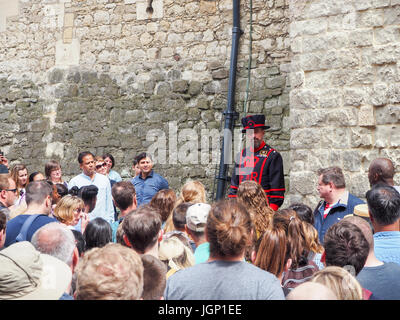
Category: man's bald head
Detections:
[
  {"x1": 344, "y1": 215, "x2": 373, "y2": 252},
  {"x1": 368, "y1": 158, "x2": 395, "y2": 187},
  {"x1": 286, "y1": 282, "x2": 337, "y2": 300}
]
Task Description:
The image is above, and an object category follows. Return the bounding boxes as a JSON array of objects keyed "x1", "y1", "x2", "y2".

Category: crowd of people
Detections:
[{"x1": 0, "y1": 122, "x2": 399, "y2": 300}]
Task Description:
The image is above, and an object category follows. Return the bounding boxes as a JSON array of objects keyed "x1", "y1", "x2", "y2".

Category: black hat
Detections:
[{"x1": 241, "y1": 114, "x2": 270, "y2": 133}]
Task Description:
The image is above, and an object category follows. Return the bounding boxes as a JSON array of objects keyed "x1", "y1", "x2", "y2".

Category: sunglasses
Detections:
[
  {"x1": 96, "y1": 163, "x2": 107, "y2": 169},
  {"x1": 1, "y1": 188, "x2": 17, "y2": 193}
]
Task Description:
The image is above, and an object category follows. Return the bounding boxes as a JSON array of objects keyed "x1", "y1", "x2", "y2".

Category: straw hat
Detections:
[{"x1": 0, "y1": 241, "x2": 71, "y2": 300}]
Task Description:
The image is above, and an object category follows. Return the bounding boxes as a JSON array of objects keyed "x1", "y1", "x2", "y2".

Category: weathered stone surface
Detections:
[
  {"x1": 289, "y1": 0, "x2": 400, "y2": 205},
  {"x1": 4, "y1": 0, "x2": 399, "y2": 207}
]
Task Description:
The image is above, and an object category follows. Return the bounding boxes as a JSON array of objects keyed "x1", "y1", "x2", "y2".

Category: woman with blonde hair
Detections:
[
  {"x1": 163, "y1": 180, "x2": 206, "y2": 233},
  {"x1": 176, "y1": 180, "x2": 206, "y2": 205},
  {"x1": 159, "y1": 237, "x2": 195, "y2": 279},
  {"x1": 310, "y1": 266, "x2": 363, "y2": 300},
  {"x1": 236, "y1": 180, "x2": 275, "y2": 239},
  {"x1": 53, "y1": 195, "x2": 89, "y2": 234}
]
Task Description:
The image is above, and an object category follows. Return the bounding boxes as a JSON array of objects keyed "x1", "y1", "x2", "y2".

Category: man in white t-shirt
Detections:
[{"x1": 69, "y1": 151, "x2": 114, "y2": 224}]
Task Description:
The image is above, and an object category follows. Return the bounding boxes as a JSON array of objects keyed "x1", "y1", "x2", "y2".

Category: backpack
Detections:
[{"x1": 15, "y1": 214, "x2": 42, "y2": 242}]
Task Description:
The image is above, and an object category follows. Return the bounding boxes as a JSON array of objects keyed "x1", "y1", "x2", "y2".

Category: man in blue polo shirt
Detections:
[{"x1": 131, "y1": 153, "x2": 168, "y2": 207}]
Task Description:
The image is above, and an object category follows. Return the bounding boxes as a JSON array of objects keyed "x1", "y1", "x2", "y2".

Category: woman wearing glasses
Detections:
[
  {"x1": 103, "y1": 153, "x2": 122, "y2": 182},
  {"x1": 45, "y1": 160, "x2": 68, "y2": 188},
  {"x1": 95, "y1": 156, "x2": 118, "y2": 220}
]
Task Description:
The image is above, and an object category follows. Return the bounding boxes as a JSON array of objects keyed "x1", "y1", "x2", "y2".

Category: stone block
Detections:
[
  {"x1": 358, "y1": 105, "x2": 375, "y2": 127},
  {"x1": 373, "y1": 0, "x2": 391, "y2": 8},
  {"x1": 342, "y1": 150, "x2": 362, "y2": 171},
  {"x1": 374, "y1": 125, "x2": 392, "y2": 147},
  {"x1": 343, "y1": 87, "x2": 366, "y2": 106},
  {"x1": 383, "y1": 5, "x2": 400, "y2": 24},
  {"x1": 64, "y1": 13, "x2": 74, "y2": 27},
  {"x1": 320, "y1": 127, "x2": 351, "y2": 149},
  {"x1": 290, "y1": 171, "x2": 316, "y2": 195},
  {"x1": 55, "y1": 39, "x2": 80, "y2": 67},
  {"x1": 376, "y1": 64, "x2": 398, "y2": 82},
  {"x1": 203, "y1": 81, "x2": 220, "y2": 95},
  {"x1": 211, "y1": 69, "x2": 229, "y2": 80},
  {"x1": 290, "y1": 89, "x2": 320, "y2": 109},
  {"x1": 171, "y1": 80, "x2": 189, "y2": 93},
  {"x1": 326, "y1": 107, "x2": 358, "y2": 126},
  {"x1": 350, "y1": 127, "x2": 373, "y2": 148},
  {"x1": 94, "y1": 11, "x2": 110, "y2": 24},
  {"x1": 375, "y1": 104, "x2": 400, "y2": 124},
  {"x1": 356, "y1": 9, "x2": 384, "y2": 28},
  {"x1": 290, "y1": 128, "x2": 321, "y2": 149},
  {"x1": 374, "y1": 26, "x2": 400, "y2": 45},
  {"x1": 63, "y1": 27, "x2": 73, "y2": 44},
  {"x1": 48, "y1": 68, "x2": 65, "y2": 84},
  {"x1": 348, "y1": 29, "x2": 373, "y2": 47},
  {"x1": 390, "y1": 126, "x2": 400, "y2": 147},
  {"x1": 46, "y1": 141, "x2": 64, "y2": 158},
  {"x1": 354, "y1": 0, "x2": 373, "y2": 11},
  {"x1": 265, "y1": 75, "x2": 286, "y2": 89},
  {"x1": 290, "y1": 109, "x2": 327, "y2": 128},
  {"x1": 370, "y1": 83, "x2": 388, "y2": 106}
]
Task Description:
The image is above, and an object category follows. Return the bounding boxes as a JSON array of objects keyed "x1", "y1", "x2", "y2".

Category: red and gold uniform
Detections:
[{"x1": 228, "y1": 140, "x2": 285, "y2": 211}]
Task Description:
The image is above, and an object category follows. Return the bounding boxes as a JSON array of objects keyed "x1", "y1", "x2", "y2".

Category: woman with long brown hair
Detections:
[
  {"x1": 149, "y1": 189, "x2": 177, "y2": 229},
  {"x1": 164, "y1": 199, "x2": 285, "y2": 300},
  {"x1": 9, "y1": 164, "x2": 28, "y2": 205},
  {"x1": 237, "y1": 180, "x2": 275, "y2": 239},
  {"x1": 254, "y1": 226, "x2": 292, "y2": 294},
  {"x1": 265, "y1": 209, "x2": 319, "y2": 294}
]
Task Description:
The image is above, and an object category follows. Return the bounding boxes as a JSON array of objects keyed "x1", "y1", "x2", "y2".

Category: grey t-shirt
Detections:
[
  {"x1": 357, "y1": 262, "x2": 400, "y2": 300},
  {"x1": 164, "y1": 260, "x2": 285, "y2": 300}
]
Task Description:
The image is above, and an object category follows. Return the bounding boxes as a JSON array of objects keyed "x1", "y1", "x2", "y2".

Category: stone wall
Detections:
[
  {"x1": 289, "y1": 0, "x2": 400, "y2": 207},
  {"x1": 0, "y1": 0, "x2": 291, "y2": 202}
]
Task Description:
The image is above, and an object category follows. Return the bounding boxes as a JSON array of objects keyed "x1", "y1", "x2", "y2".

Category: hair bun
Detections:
[{"x1": 69, "y1": 186, "x2": 80, "y2": 196}]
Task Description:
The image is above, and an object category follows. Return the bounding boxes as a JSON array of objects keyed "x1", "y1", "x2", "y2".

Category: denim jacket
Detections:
[{"x1": 314, "y1": 191, "x2": 365, "y2": 244}]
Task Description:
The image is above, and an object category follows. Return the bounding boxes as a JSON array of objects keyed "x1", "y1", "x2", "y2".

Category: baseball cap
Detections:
[
  {"x1": 186, "y1": 203, "x2": 211, "y2": 232},
  {"x1": 0, "y1": 241, "x2": 72, "y2": 300}
]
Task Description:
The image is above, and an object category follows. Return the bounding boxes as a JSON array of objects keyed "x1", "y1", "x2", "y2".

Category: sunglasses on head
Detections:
[{"x1": 96, "y1": 163, "x2": 107, "y2": 169}]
